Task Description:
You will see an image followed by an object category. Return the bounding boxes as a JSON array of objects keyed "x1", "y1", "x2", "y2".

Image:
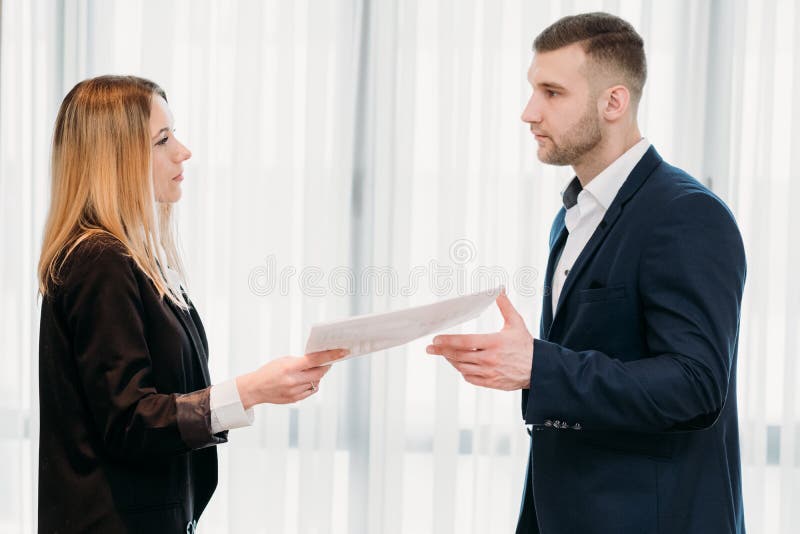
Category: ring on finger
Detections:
[{"x1": 309, "y1": 381, "x2": 318, "y2": 392}]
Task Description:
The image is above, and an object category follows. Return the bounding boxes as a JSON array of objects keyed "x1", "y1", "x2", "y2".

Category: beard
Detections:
[{"x1": 538, "y1": 101, "x2": 602, "y2": 166}]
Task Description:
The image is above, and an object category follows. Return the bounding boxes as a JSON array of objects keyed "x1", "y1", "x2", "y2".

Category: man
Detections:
[{"x1": 426, "y1": 12, "x2": 746, "y2": 534}]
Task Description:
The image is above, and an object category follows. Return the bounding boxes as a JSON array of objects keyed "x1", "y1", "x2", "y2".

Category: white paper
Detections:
[{"x1": 304, "y1": 286, "x2": 502, "y2": 363}]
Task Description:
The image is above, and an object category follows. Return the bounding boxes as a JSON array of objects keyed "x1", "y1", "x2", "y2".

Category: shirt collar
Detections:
[
  {"x1": 582, "y1": 137, "x2": 650, "y2": 210},
  {"x1": 561, "y1": 177, "x2": 583, "y2": 209}
]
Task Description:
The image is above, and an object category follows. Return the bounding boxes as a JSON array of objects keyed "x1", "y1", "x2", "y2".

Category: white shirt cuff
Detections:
[{"x1": 209, "y1": 378, "x2": 255, "y2": 434}]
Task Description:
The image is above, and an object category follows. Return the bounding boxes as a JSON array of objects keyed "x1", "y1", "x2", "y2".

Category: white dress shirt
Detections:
[
  {"x1": 210, "y1": 378, "x2": 255, "y2": 434},
  {"x1": 551, "y1": 138, "x2": 651, "y2": 314},
  {"x1": 163, "y1": 265, "x2": 254, "y2": 435}
]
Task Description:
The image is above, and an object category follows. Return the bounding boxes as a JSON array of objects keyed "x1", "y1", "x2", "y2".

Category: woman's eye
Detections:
[{"x1": 156, "y1": 136, "x2": 169, "y2": 146}]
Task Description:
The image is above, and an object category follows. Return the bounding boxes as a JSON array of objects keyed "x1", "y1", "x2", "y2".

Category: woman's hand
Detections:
[{"x1": 236, "y1": 349, "x2": 348, "y2": 409}]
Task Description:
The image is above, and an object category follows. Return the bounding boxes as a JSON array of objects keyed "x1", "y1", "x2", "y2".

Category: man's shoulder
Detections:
[
  {"x1": 647, "y1": 160, "x2": 707, "y2": 198},
  {"x1": 640, "y1": 160, "x2": 735, "y2": 221}
]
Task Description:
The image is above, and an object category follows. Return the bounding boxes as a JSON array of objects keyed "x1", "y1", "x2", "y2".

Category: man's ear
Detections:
[{"x1": 601, "y1": 85, "x2": 630, "y2": 122}]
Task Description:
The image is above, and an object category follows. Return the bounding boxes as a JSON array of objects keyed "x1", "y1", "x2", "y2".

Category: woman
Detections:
[{"x1": 37, "y1": 75, "x2": 345, "y2": 533}]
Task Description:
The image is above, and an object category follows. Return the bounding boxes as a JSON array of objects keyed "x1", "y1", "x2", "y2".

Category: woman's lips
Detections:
[{"x1": 172, "y1": 174, "x2": 184, "y2": 182}]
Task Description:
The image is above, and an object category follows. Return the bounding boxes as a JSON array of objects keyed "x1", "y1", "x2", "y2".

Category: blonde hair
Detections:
[{"x1": 38, "y1": 75, "x2": 188, "y2": 307}]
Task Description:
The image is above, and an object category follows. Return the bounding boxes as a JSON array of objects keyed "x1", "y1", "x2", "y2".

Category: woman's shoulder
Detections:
[{"x1": 57, "y1": 232, "x2": 136, "y2": 290}]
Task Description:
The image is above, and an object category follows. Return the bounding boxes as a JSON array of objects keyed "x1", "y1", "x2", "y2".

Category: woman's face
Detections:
[{"x1": 149, "y1": 95, "x2": 191, "y2": 203}]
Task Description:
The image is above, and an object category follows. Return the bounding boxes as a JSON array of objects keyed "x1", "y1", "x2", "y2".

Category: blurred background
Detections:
[{"x1": 1, "y1": 0, "x2": 798, "y2": 532}]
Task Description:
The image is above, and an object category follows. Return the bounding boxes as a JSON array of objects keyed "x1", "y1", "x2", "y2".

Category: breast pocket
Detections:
[
  {"x1": 568, "y1": 284, "x2": 637, "y2": 357},
  {"x1": 578, "y1": 285, "x2": 627, "y2": 303}
]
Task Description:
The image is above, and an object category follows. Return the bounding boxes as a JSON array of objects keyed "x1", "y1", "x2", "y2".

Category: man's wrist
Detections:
[{"x1": 525, "y1": 337, "x2": 535, "y2": 389}]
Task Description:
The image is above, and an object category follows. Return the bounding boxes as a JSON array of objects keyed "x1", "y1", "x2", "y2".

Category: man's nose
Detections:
[{"x1": 520, "y1": 92, "x2": 542, "y2": 124}]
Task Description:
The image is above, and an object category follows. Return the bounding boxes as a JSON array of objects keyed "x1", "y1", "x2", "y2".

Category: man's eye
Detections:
[{"x1": 547, "y1": 90, "x2": 558, "y2": 97}]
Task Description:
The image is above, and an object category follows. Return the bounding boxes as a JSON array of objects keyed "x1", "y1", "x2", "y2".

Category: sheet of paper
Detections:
[{"x1": 304, "y1": 286, "x2": 502, "y2": 363}]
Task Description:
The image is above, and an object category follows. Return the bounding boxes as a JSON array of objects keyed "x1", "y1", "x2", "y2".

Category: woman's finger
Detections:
[
  {"x1": 299, "y1": 365, "x2": 330, "y2": 382},
  {"x1": 301, "y1": 348, "x2": 349, "y2": 369},
  {"x1": 291, "y1": 383, "x2": 318, "y2": 402}
]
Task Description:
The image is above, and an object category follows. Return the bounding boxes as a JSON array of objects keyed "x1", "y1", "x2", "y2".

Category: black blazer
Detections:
[
  {"x1": 516, "y1": 147, "x2": 747, "y2": 533},
  {"x1": 38, "y1": 235, "x2": 227, "y2": 533}
]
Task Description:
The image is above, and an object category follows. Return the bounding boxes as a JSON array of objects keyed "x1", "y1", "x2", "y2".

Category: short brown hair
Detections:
[{"x1": 534, "y1": 12, "x2": 646, "y2": 102}]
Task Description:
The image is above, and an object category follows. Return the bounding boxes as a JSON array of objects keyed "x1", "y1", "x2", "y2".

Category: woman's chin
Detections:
[{"x1": 156, "y1": 188, "x2": 182, "y2": 204}]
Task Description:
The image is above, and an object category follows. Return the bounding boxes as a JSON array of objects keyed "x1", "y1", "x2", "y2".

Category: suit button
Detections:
[
  {"x1": 574, "y1": 423, "x2": 581, "y2": 430},
  {"x1": 544, "y1": 420, "x2": 553, "y2": 427}
]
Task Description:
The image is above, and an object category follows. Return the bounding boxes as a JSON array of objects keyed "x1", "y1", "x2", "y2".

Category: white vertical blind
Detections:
[
  {"x1": 728, "y1": 0, "x2": 800, "y2": 532},
  {"x1": 1, "y1": 1, "x2": 798, "y2": 533},
  {"x1": 0, "y1": 0, "x2": 60, "y2": 532}
]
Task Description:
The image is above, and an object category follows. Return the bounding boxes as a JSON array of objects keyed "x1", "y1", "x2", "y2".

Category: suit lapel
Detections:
[
  {"x1": 523, "y1": 209, "x2": 568, "y2": 417},
  {"x1": 550, "y1": 146, "x2": 664, "y2": 328},
  {"x1": 541, "y1": 214, "x2": 568, "y2": 339},
  {"x1": 169, "y1": 299, "x2": 213, "y2": 387}
]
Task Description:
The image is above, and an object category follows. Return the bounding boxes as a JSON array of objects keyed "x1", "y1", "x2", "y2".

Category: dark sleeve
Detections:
[
  {"x1": 525, "y1": 192, "x2": 746, "y2": 433},
  {"x1": 63, "y1": 243, "x2": 226, "y2": 459}
]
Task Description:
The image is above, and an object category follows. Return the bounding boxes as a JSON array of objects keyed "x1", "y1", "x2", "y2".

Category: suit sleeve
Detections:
[
  {"x1": 63, "y1": 244, "x2": 227, "y2": 460},
  {"x1": 524, "y1": 192, "x2": 746, "y2": 433}
]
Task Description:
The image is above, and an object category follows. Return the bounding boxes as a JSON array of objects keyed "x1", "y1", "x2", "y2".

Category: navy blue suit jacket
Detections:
[{"x1": 516, "y1": 146, "x2": 746, "y2": 533}]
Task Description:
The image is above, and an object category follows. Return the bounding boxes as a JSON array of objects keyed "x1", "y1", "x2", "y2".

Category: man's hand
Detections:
[{"x1": 426, "y1": 292, "x2": 534, "y2": 390}]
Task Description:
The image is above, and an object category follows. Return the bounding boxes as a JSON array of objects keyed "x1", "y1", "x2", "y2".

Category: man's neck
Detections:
[{"x1": 573, "y1": 128, "x2": 642, "y2": 187}]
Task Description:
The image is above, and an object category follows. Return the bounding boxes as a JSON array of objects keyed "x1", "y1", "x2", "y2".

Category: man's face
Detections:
[{"x1": 521, "y1": 43, "x2": 602, "y2": 166}]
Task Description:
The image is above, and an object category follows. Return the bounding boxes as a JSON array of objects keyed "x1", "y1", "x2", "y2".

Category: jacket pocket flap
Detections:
[{"x1": 578, "y1": 285, "x2": 627, "y2": 303}]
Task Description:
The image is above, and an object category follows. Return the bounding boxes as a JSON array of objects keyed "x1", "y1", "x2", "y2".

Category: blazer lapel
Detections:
[
  {"x1": 550, "y1": 146, "x2": 664, "y2": 328},
  {"x1": 524, "y1": 209, "x2": 568, "y2": 418},
  {"x1": 541, "y1": 212, "x2": 568, "y2": 339},
  {"x1": 169, "y1": 299, "x2": 213, "y2": 387}
]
